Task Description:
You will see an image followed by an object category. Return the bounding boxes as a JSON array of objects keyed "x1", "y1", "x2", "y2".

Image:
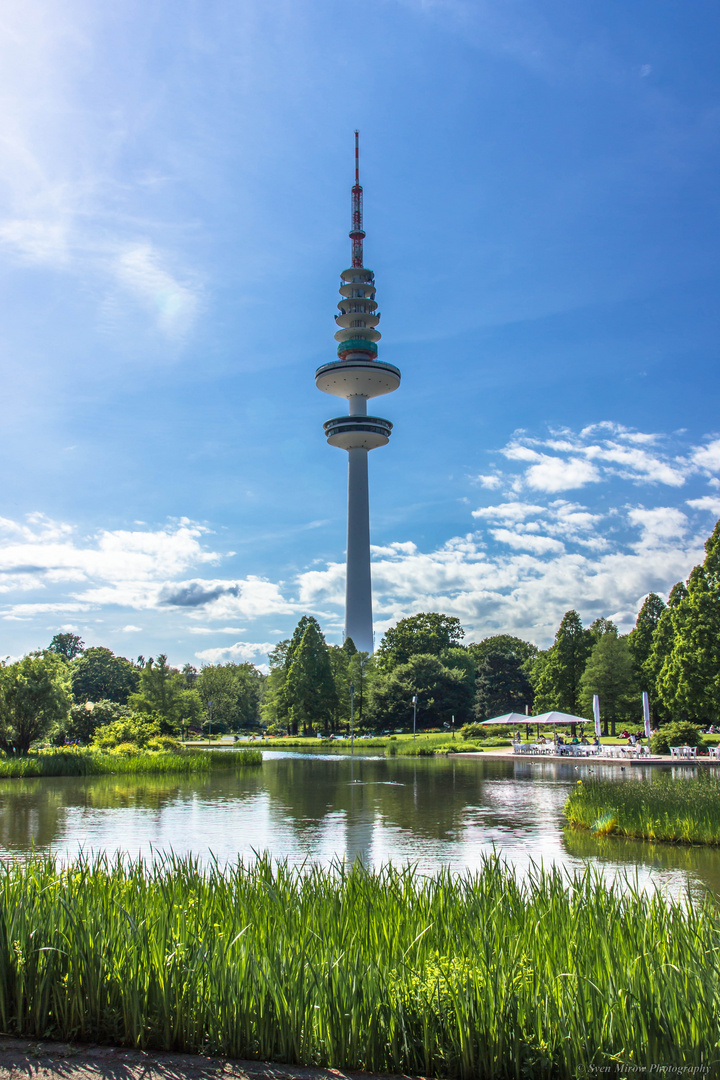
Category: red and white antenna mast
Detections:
[{"x1": 350, "y1": 130, "x2": 365, "y2": 268}]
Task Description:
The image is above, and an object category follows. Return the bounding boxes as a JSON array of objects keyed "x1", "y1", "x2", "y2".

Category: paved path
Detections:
[{"x1": 0, "y1": 1040, "x2": 425, "y2": 1080}]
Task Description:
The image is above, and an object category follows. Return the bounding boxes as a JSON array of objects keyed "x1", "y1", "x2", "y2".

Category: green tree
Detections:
[
  {"x1": 48, "y1": 633, "x2": 85, "y2": 661},
  {"x1": 0, "y1": 653, "x2": 72, "y2": 754},
  {"x1": 646, "y1": 582, "x2": 688, "y2": 717},
  {"x1": 474, "y1": 651, "x2": 534, "y2": 721},
  {"x1": 348, "y1": 650, "x2": 374, "y2": 726},
  {"x1": 70, "y1": 647, "x2": 139, "y2": 704},
  {"x1": 261, "y1": 639, "x2": 291, "y2": 732},
  {"x1": 578, "y1": 632, "x2": 638, "y2": 734},
  {"x1": 128, "y1": 654, "x2": 201, "y2": 734},
  {"x1": 467, "y1": 635, "x2": 538, "y2": 667},
  {"x1": 588, "y1": 617, "x2": 618, "y2": 641},
  {"x1": 532, "y1": 610, "x2": 593, "y2": 715},
  {"x1": 285, "y1": 622, "x2": 338, "y2": 735},
  {"x1": 628, "y1": 593, "x2": 667, "y2": 685},
  {"x1": 376, "y1": 613, "x2": 465, "y2": 671},
  {"x1": 657, "y1": 566, "x2": 720, "y2": 723},
  {"x1": 196, "y1": 663, "x2": 263, "y2": 733},
  {"x1": 49, "y1": 699, "x2": 131, "y2": 746},
  {"x1": 369, "y1": 654, "x2": 473, "y2": 731},
  {"x1": 328, "y1": 644, "x2": 351, "y2": 729}
]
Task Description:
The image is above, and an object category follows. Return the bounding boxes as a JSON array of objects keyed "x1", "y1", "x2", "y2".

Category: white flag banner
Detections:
[
  {"x1": 593, "y1": 694, "x2": 601, "y2": 738},
  {"x1": 642, "y1": 691, "x2": 652, "y2": 740}
]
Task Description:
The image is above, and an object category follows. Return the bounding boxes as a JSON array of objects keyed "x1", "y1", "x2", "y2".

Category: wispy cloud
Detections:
[
  {"x1": 195, "y1": 641, "x2": 277, "y2": 665},
  {"x1": 0, "y1": 4, "x2": 202, "y2": 341},
  {"x1": 484, "y1": 423, "x2": 720, "y2": 495}
]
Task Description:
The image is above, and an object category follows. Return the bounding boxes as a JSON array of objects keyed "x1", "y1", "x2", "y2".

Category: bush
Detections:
[
  {"x1": 91, "y1": 713, "x2": 161, "y2": 750},
  {"x1": 147, "y1": 735, "x2": 182, "y2": 752},
  {"x1": 110, "y1": 742, "x2": 141, "y2": 757},
  {"x1": 460, "y1": 723, "x2": 488, "y2": 740},
  {"x1": 650, "y1": 721, "x2": 705, "y2": 755}
]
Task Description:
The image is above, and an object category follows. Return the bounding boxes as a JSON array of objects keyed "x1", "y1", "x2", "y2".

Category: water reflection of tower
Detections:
[
  {"x1": 344, "y1": 757, "x2": 375, "y2": 866},
  {"x1": 316, "y1": 132, "x2": 401, "y2": 653}
]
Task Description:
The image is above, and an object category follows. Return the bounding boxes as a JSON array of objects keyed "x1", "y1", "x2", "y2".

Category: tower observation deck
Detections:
[{"x1": 316, "y1": 132, "x2": 400, "y2": 653}]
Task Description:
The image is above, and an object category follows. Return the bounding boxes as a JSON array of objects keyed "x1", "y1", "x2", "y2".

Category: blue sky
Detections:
[{"x1": 2, "y1": 0, "x2": 720, "y2": 668}]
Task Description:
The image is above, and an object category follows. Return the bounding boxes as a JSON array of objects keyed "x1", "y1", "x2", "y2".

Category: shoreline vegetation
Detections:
[
  {"x1": 196, "y1": 731, "x2": 510, "y2": 755},
  {"x1": 0, "y1": 853, "x2": 716, "y2": 1077},
  {"x1": 0, "y1": 747, "x2": 262, "y2": 779},
  {"x1": 565, "y1": 773, "x2": 720, "y2": 845}
]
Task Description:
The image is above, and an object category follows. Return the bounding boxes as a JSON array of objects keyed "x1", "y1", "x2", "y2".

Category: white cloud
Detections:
[
  {"x1": 521, "y1": 453, "x2": 602, "y2": 492},
  {"x1": 686, "y1": 496, "x2": 720, "y2": 514},
  {"x1": 188, "y1": 626, "x2": 247, "y2": 635},
  {"x1": 490, "y1": 529, "x2": 565, "y2": 555},
  {"x1": 195, "y1": 641, "x2": 277, "y2": 664},
  {"x1": 490, "y1": 423, "x2": 702, "y2": 495},
  {"x1": 692, "y1": 440, "x2": 720, "y2": 473},
  {"x1": 121, "y1": 625, "x2": 142, "y2": 632},
  {"x1": 475, "y1": 474, "x2": 503, "y2": 489},
  {"x1": 626, "y1": 507, "x2": 688, "y2": 554},
  {"x1": 472, "y1": 501, "x2": 544, "y2": 521}
]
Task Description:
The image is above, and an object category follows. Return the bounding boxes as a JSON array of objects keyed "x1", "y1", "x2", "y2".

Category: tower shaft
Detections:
[{"x1": 345, "y1": 447, "x2": 373, "y2": 651}]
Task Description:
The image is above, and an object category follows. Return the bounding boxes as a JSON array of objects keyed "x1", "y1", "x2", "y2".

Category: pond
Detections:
[{"x1": 0, "y1": 751, "x2": 718, "y2": 899}]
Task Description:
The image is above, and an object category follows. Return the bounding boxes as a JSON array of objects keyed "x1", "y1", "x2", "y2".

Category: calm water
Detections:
[{"x1": 0, "y1": 752, "x2": 718, "y2": 899}]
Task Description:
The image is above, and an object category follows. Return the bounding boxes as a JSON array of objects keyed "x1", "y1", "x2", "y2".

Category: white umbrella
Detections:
[
  {"x1": 479, "y1": 712, "x2": 533, "y2": 725},
  {"x1": 642, "y1": 692, "x2": 652, "y2": 740},
  {"x1": 532, "y1": 711, "x2": 588, "y2": 725},
  {"x1": 593, "y1": 695, "x2": 601, "y2": 738}
]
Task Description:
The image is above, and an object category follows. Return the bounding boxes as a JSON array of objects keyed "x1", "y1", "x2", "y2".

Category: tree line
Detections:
[
  {"x1": 3, "y1": 516, "x2": 720, "y2": 751},
  {"x1": 0, "y1": 639, "x2": 263, "y2": 753}
]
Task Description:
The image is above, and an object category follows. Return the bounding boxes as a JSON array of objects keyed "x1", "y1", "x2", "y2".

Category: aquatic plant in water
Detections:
[
  {"x1": 565, "y1": 771, "x2": 720, "y2": 845},
  {"x1": 0, "y1": 747, "x2": 261, "y2": 779}
]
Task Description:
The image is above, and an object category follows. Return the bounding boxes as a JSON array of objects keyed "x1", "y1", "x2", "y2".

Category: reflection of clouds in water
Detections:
[{"x1": 0, "y1": 758, "x2": 718, "y2": 904}]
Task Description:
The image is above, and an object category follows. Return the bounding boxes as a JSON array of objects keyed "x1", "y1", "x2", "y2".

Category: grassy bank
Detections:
[
  {"x1": 220, "y1": 732, "x2": 497, "y2": 755},
  {"x1": 0, "y1": 747, "x2": 262, "y2": 779},
  {"x1": 0, "y1": 854, "x2": 717, "y2": 1077},
  {"x1": 565, "y1": 772, "x2": 720, "y2": 844}
]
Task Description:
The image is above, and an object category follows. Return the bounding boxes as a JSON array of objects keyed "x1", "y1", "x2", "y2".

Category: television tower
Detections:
[{"x1": 316, "y1": 133, "x2": 400, "y2": 653}]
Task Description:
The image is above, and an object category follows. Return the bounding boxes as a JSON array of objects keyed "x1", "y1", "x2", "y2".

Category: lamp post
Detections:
[
  {"x1": 451, "y1": 714, "x2": 455, "y2": 740},
  {"x1": 350, "y1": 681, "x2": 355, "y2": 752},
  {"x1": 412, "y1": 694, "x2": 418, "y2": 739}
]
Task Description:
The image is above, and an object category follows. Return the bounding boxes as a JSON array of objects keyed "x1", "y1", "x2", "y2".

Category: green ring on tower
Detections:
[{"x1": 337, "y1": 340, "x2": 378, "y2": 359}]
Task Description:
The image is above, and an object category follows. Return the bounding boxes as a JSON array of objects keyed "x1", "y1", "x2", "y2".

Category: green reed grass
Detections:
[
  {"x1": 0, "y1": 748, "x2": 262, "y2": 779},
  {"x1": 565, "y1": 772, "x2": 720, "y2": 844},
  {"x1": 0, "y1": 852, "x2": 716, "y2": 1077}
]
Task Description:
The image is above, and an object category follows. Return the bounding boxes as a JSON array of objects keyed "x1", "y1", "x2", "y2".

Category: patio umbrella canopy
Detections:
[
  {"x1": 531, "y1": 711, "x2": 588, "y2": 725},
  {"x1": 479, "y1": 713, "x2": 533, "y2": 725}
]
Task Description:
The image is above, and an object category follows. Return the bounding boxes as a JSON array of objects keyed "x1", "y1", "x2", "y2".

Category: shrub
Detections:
[
  {"x1": 147, "y1": 735, "x2": 182, "y2": 752},
  {"x1": 110, "y1": 742, "x2": 141, "y2": 757},
  {"x1": 650, "y1": 721, "x2": 705, "y2": 755},
  {"x1": 91, "y1": 713, "x2": 161, "y2": 750}
]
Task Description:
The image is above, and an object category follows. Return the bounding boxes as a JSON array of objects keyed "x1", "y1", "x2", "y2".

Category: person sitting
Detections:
[
  {"x1": 580, "y1": 734, "x2": 589, "y2": 745},
  {"x1": 629, "y1": 733, "x2": 637, "y2": 746},
  {"x1": 571, "y1": 734, "x2": 579, "y2": 744}
]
